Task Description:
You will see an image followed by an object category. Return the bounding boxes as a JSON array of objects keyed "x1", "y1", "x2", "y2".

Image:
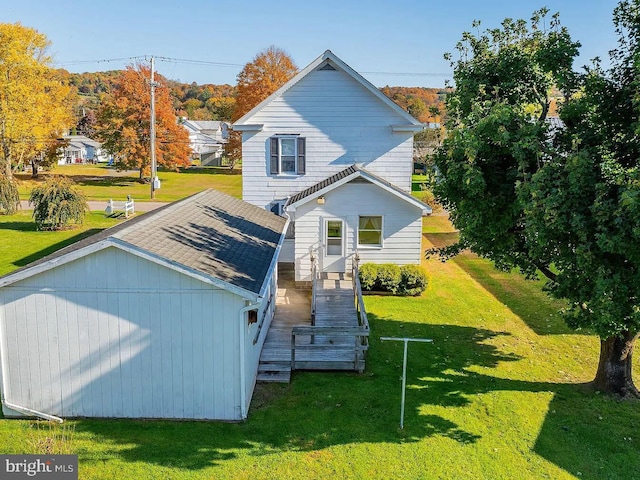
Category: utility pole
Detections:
[{"x1": 149, "y1": 56, "x2": 159, "y2": 199}]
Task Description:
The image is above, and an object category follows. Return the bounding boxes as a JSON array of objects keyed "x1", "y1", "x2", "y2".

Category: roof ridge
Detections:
[{"x1": 233, "y1": 50, "x2": 422, "y2": 127}]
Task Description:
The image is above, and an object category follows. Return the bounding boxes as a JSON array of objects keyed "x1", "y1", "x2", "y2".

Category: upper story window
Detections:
[{"x1": 270, "y1": 136, "x2": 306, "y2": 175}]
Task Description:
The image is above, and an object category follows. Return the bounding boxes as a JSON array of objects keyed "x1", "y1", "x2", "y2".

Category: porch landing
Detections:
[{"x1": 257, "y1": 268, "x2": 365, "y2": 383}]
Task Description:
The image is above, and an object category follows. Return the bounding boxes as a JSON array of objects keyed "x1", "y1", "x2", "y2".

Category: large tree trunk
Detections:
[{"x1": 593, "y1": 331, "x2": 640, "y2": 397}]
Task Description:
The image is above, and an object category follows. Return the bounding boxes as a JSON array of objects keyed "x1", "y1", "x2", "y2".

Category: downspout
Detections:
[
  {"x1": 0, "y1": 316, "x2": 63, "y2": 423},
  {"x1": 238, "y1": 300, "x2": 261, "y2": 420}
]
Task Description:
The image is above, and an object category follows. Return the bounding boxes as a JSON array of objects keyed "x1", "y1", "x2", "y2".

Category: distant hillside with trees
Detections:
[
  {"x1": 59, "y1": 70, "x2": 449, "y2": 143},
  {"x1": 380, "y1": 86, "x2": 448, "y2": 124}
]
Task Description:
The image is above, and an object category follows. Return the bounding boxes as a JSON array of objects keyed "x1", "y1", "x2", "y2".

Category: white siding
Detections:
[
  {"x1": 292, "y1": 183, "x2": 423, "y2": 282},
  {"x1": 279, "y1": 239, "x2": 295, "y2": 263},
  {"x1": 242, "y1": 68, "x2": 415, "y2": 208},
  {"x1": 0, "y1": 247, "x2": 250, "y2": 421}
]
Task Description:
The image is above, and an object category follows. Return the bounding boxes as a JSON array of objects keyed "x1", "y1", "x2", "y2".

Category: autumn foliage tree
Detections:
[
  {"x1": 0, "y1": 23, "x2": 74, "y2": 212},
  {"x1": 96, "y1": 64, "x2": 190, "y2": 180},
  {"x1": 225, "y1": 46, "x2": 298, "y2": 163}
]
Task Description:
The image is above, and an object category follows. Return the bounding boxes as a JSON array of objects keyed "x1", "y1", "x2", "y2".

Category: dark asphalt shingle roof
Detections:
[
  {"x1": 3, "y1": 190, "x2": 287, "y2": 295},
  {"x1": 287, "y1": 165, "x2": 358, "y2": 205}
]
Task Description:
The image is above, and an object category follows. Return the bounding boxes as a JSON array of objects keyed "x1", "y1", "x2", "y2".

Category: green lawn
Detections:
[
  {"x1": 0, "y1": 212, "x2": 122, "y2": 276},
  {"x1": 15, "y1": 164, "x2": 242, "y2": 202},
  {"x1": 1, "y1": 212, "x2": 639, "y2": 478}
]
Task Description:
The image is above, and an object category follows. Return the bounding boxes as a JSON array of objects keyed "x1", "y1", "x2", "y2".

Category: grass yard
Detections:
[
  {"x1": 0, "y1": 215, "x2": 639, "y2": 479},
  {"x1": 0, "y1": 212, "x2": 122, "y2": 277},
  {"x1": 15, "y1": 164, "x2": 242, "y2": 202}
]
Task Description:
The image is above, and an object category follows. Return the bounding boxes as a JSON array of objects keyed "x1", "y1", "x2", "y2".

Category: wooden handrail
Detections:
[
  {"x1": 310, "y1": 251, "x2": 318, "y2": 324},
  {"x1": 252, "y1": 290, "x2": 274, "y2": 345},
  {"x1": 352, "y1": 257, "x2": 370, "y2": 335},
  {"x1": 292, "y1": 326, "x2": 369, "y2": 336}
]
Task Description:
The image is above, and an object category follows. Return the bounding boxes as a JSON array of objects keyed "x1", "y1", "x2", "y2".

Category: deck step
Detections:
[
  {"x1": 257, "y1": 371, "x2": 291, "y2": 383},
  {"x1": 257, "y1": 361, "x2": 292, "y2": 383},
  {"x1": 258, "y1": 362, "x2": 291, "y2": 372}
]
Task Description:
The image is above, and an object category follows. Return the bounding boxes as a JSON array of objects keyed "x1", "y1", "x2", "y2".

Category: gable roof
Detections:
[
  {"x1": 0, "y1": 190, "x2": 288, "y2": 299},
  {"x1": 63, "y1": 135, "x2": 101, "y2": 149},
  {"x1": 183, "y1": 120, "x2": 224, "y2": 132},
  {"x1": 285, "y1": 165, "x2": 431, "y2": 215},
  {"x1": 233, "y1": 50, "x2": 423, "y2": 130}
]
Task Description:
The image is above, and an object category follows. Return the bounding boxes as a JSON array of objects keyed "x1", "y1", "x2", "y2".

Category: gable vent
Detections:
[{"x1": 318, "y1": 62, "x2": 337, "y2": 71}]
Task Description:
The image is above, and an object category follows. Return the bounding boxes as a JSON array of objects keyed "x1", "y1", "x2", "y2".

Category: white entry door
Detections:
[{"x1": 322, "y1": 218, "x2": 346, "y2": 273}]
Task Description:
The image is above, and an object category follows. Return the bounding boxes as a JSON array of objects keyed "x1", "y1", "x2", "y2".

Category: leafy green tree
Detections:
[
  {"x1": 29, "y1": 176, "x2": 88, "y2": 230},
  {"x1": 430, "y1": 4, "x2": 640, "y2": 397},
  {"x1": 432, "y1": 9, "x2": 579, "y2": 275},
  {"x1": 524, "y1": 0, "x2": 640, "y2": 396}
]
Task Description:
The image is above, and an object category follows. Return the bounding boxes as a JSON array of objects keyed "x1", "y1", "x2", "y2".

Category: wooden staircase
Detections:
[
  {"x1": 256, "y1": 265, "x2": 308, "y2": 383},
  {"x1": 257, "y1": 265, "x2": 369, "y2": 383}
]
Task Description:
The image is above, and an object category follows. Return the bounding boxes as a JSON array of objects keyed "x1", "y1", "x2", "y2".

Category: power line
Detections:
[
  {"x1": 57, "y1": 55, "x2": 244, "y2": 69},
  {"x1": 56, "y1": 56, "x2": 147, "y2": 67},
  {"x1": 362, "y1": 71, "x2": 450, "y2": 77},
  {"x1": 56, "y1": 55, "x2": 450, "y2": 77},
  {"x1": 155, "y1": 56, "x2": 244, "y2": 68}
]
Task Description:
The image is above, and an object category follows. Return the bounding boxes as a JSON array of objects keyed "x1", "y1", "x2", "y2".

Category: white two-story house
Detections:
[{"x1": 234, "y1": 50, "x2": 431, "y2": 282}]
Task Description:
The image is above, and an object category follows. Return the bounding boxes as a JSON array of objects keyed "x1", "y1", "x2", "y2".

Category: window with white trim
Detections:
[
  {"x1": 270, "y1": 136, "x2": 306, "y2": 175},
  {"x1": 358, "y1": 216, "x2": 383, "y2": 247}
]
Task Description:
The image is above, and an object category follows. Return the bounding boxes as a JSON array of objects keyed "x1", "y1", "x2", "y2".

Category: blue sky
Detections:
[{"x1": 4, "y1": 0, "x2": 620, "y2": 87}]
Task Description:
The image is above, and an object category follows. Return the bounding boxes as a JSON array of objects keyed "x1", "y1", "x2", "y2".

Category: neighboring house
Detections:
[
  {"x1": 58, "y1": 135, "x2": 108, "y2": 165},
  {"x1": 233, "y1": 50, "x2": 432, "y2": 282},
  {"x1": 0, "y1": 189, "x2": 287, "y2": 421},
  {"x1": 181, "y1": 120, "x2": 229, "y2": 166}
]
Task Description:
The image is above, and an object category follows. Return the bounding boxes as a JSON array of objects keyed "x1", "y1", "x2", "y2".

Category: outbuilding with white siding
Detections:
[{"x1": 0, "y1": 189, "x2": 287, "y2": 421}]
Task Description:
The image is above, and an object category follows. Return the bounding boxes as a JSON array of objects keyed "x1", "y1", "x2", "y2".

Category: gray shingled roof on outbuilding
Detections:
[{"x1": 1, "y1": 190, "x2": 287, "y2": 296}]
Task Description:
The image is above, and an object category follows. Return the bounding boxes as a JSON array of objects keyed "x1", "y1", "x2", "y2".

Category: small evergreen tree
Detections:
[{"x1": 29, "y1": 176, "x2": 88, "y2": 230}]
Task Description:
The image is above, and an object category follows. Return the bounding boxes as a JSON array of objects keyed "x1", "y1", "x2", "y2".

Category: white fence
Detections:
[{"x1": 105, "y1": 197, "x2": 135, "y2": 218}]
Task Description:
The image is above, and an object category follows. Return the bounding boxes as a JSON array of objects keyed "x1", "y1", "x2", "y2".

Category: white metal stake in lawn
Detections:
[{"x1": 380, "y1": 337, "x2": 433, "y2": 429}]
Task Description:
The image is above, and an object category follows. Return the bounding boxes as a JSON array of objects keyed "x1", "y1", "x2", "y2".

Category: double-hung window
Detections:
[
  {"x1": 358, "y1": 216, "x2": 383, "y2": 247},
  {"x1": 270, "y1": 136, "x2": 306, "y2": 175}
]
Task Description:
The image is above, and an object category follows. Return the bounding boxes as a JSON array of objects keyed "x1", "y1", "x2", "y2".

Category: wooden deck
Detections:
[{"x1": 257, "y1": 267, "x2": 369, "y2": 383}]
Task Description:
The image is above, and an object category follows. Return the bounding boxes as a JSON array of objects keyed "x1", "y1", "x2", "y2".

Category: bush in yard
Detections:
[
  {"x1": 376, "y1": 264, "x2": 402, "y2": 293},
  {"x1": 358, "y1": 263, "x2": 378, "y2": 290},
  {"x1": 399, "y1": 264, "x2": 428, "y2": 296},
  {"x1": 29, "y1": 176, "x2": 88, "y2": 230},
  {"x1": 0, "y1": 176, "x2": 20, "y2": 215}
]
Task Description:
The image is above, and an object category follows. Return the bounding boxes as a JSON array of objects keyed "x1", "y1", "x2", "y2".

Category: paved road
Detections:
[{"x1": 19, "y1": 200, "x2": 168, "y2": 212}]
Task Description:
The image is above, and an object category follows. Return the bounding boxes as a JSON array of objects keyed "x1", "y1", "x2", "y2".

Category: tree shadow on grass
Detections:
[
  {"x1": 10, "y1": 229, "x2": 103, "y2": 268},
  {"x1": 60, "y1": 175, "x2": 142, "y2": 188},
  {"x1": 0, "y1": 221, "x2": 37, "y2": 232},
  {"x1": 28, "y1": 313, "x2": 639, "y2": 475},
  {"x1": 178, "y1": 166, "x2": 241, "y2": 175},
  {"x1": 67, "y1": 317, "x2": 537, "y2": 471},
  {"x1": 424, "y1": 232, "x2": 573, "y2": 336}
]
